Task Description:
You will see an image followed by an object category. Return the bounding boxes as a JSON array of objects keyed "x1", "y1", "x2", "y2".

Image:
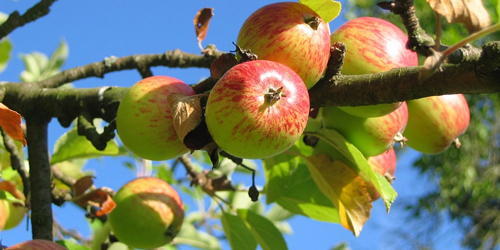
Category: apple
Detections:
[
  {"x1": 1, "y1": 181, "x2": 26, "y2": 230},
  {"x1": 236, "y1": 2, "x2": 331, "y2": 89},
  {"x1": 108, "y1": 177, "x2": 184, "y2": 249},
  {"x1": 0, "y1": 199, "x2": 7, "y2": 232},
  {"x1": 205, "y1": 60, "x2": 310, "y2": 159},
  {"x1": 322, "y1": 102, "x2": 408, "y2": 157},
  {"x1": 331, "y1": 17, "x2": 418, "y2": 117},
  {"x1": 116, "y1": 76, "x2": 195, "y2": 161},
  {"x1": 6, "y1": 239, "x2": 68, "y2": 250},
  {"x1": 366, "y1": 147, "x2": 397, "y2": 200},
  {"x1": 404, "y1": 94, "x2": 470, "y2": 154}
]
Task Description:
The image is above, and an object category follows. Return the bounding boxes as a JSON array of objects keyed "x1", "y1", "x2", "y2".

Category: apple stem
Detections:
[
  {"x1": 264, "y1": 86, "x2": 286, "y2": 105},
  {"x1": 305, "y1": 16, "x2": 320, "y2": 30}
]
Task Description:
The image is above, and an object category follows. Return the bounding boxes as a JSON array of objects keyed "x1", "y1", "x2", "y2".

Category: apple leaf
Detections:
[
  {"x1": 221, "y1": 211, "x2": 257, "y2": 250},
  {"x1": 73, "y1": 176, "x2": 95, "y2": 197},
  {"x1": 306, "y1": 155, "x2": 372, "y2": 236},
  {"x1": 72, "y1": 188, "x2": 116, "y2": 217},
  {"x1": 168, "y1": 92, "x2": 203, "y2": 142},
  {"x1": 0, "y1": 103, "x2": 26, "y2": 146},
  {"x1": 106, "y1": 242, "x2": 129, "y2": 250},
  {"x1": 175, "y1": 222, "x2": 221, "y2": 250},
  {"x1": 210, "y1": 53, "x2": 237, "y2": 79},
  {"x1": 497, "y1": 1, "x2": 500, "y2": 24},
  {"x1": 0, "y1": 38, "x2": 12, "y2": 74},
  {"x1": 0, "y1": 189, "x2": 24, "y2": 204},
  {"x1": 237, "y1": 209, "x2": 288, "y2": 250},
  {"x1": 426, "y1": 0, "x2": 490, "y2": 33},
  {"x1": 311, "y1": 128, "x2": 397, "y2": 211},
  {"x1": 299, "y1": 0, "x2": 342, "y2": 23},
  {"x1": 51, "y1": 125, "x2": 123, "y2": 165},
  {"x1": 56, "y1": 240, "x2": 92, "y2": 250},
  {"x1": 194, "y1": 8, "x2": 214, "y2": 52}
]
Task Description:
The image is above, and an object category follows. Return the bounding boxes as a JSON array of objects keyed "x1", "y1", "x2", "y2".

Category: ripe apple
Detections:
[
  {"x1": 366, "y1": 147, "x2": 397, "y2": 201},
  {"x1": 205, "y1": 60, "x2": 310, "y2": 159},
  {"x1": 236, "y1": 2, "x2": 331, "y2": 89},
  {"x1": 108, "y1": 177, "x2": 184, "y2": 249},
  {"x1": 322, "y1": 102, "x2": 408, "y2": 157},
  {"x1": 116, "y1": 76, "x2": 195, "y2": 161},
  {"x1": 404, "y1": 94, "x2": 470, "y2": 154},
  {"x1": 6, "y1": 239, "x2": 68, "y2": 250},
  {"x1": 331, "y1": 17, "x2": 418, "y2": 117}
]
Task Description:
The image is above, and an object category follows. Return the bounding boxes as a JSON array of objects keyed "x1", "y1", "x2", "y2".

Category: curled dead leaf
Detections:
[
  {"x1": 419, "y1": 49, "x2": 445, "y2": 79},
  {"x1": 72, "y1": 187, "x2": 116, "y2": 217},
  {"x1": 0, "y1": 180, "x2": 25, "y2": 205},
  {"x1": 73, "y1": 176, "x2": 95, "y2": 197},
  {"x1": 194, "y1": 8, "x2": 214, "y2": 52},
  {"x1": 0, "y1": 103, "x2": 27, "y2": 146},
  {"x1": 210, "y1": 53, "x2": 237, "y2": 79},
  {"x1": 168, "y1": 93, "x2": 204, "y2": 141},
  {"x1": 427, "y1": 0, "x2": 490, "y2": 33}
]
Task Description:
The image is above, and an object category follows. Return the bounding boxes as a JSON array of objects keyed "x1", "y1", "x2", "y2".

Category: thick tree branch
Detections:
[{"x1": 0, "y1": 0, "x2": 58, "y2": 40}]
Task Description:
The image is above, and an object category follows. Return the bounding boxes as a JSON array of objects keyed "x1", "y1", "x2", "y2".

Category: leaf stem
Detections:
[{"x1": 442, "y1": 23, "x2": 500, "y2": 57}]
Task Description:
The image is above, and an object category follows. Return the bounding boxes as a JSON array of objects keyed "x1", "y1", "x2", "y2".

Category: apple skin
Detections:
[
  {"x1": 331, "y1": 17, "x2": 418, "y2": 117},
  {"x1": 236, "y1": 2, "x2": 331, "y2": 89},
  {"x1": 322, "y1": 102, "x2": 408, "y2": 157},
  {"x1": 366, "y1": 147, "x2": 397, "y2": 201},
  {"x1": 6, "y1": 240, "x2": 69, "y2": 250},
  {"x1": 0, "y1": 199, "x2": 7, "y2": 232},
  {"x1": 205, "y1": 60, "x2": 310, "y2": 159},
  {"x1": 108, "y1": 177, "x2": 184, "y2": 249},
  {"x1": 116, "y1": 76, "x2": 195, "y2": 161},
  {"x1": 404, "y1": 94, "x2": 470, "y2": 154}
]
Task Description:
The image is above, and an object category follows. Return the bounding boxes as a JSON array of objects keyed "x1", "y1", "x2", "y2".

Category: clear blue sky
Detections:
[{"x1": 1, "y1": 1, "x2": 467, "y2": 250}]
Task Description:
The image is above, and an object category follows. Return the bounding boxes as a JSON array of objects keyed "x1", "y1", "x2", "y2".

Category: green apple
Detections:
[
  {"x1": 6, "y1": 240, "x2": 69, "y2": 250},
  {"x1": 236, "y1": 2, "x2": 331, "y2": 89},
  {"x1": 205, "y1": 60, "x2": 310, "y2": 159},
  {"x1": 116, "y1": 76, "x2": 195, "y2": 161},
  {"x1": 108, "y1": 177, "x2": 184, "y2": 249},
  {"x1": 322, "y1": 102, "x2": 408, "y2": 157},
  {"x1": 331, "y1": 17, "x2": 418, "y2": 117}
]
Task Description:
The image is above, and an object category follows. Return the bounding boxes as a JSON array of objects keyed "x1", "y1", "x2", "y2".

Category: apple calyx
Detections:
[
  {"x1": 305, "y1": 16, "x2": 321, "y2": 30},
  {"x1": 264, "y1": 86, "x2": 286, "y2": 105}
]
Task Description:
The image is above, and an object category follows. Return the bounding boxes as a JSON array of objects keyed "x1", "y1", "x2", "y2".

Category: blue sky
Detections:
[{"x1": 0, "y1": 1, "x2": 467, "y2": 249}]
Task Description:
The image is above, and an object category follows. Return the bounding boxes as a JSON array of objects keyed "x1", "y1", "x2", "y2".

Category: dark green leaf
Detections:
[
  {"x1": 237, "y1": 209, "x2": 288, "y2": 250},
  {"x1": 221, "y1": 211, "x2": 257, "y2": 250}
]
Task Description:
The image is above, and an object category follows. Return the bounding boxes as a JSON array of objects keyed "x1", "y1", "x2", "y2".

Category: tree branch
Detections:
[
  {"x1": 0, "y1": 129, "x2": 30, "y2": 204},
  {"x1": 0, "y1": 0, "x2": 58, "y2": 40}
]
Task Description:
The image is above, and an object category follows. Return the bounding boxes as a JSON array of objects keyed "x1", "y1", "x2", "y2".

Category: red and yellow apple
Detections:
[
  {"x1": 6, "y1": 239, "x2": 68, "y2": 250},
  {"x1": 0, "y1": 181, "x2": 26, "y2": 230},
  {"x1": 404, "y1": 94, "x2": 470, "y2": 154},
  {"x1": 236, "y1": 2, "x2": 331, "y2": 89},
  {"x1": 108, "y1": 177, "x2": 184, "y2": 249},
  {"x1": 205, "y1": 60, "x2": 310, "y2": 159},
  {"x1": 322, "y1": 102, "x2": 408, "y2": 157},
  {"x1": 366, "y1": 147, "x2": 397, "y2": 200},
  {"x1": 331, "y1": 17, "x2": 418, "y2": 117},
  {"x1": 116, "y1": 76, "x2": 195, "y2": 161}
]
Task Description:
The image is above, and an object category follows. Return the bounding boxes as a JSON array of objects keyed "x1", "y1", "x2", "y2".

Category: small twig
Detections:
[
  {"x1": 0, "y1": 129, "x2": 30, "y2": 201},
  {"x1": 0, "y1": 0, "x2": 58, "y2": 39},
  {"x1": 53, "y1": 217, "x2": 91, "y2": 244},
  {"x1": 77, "y1": 113, "x2": 116, "y2": 151}
]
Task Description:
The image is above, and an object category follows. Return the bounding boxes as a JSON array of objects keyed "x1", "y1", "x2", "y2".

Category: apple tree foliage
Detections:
[
  {"x1": 0, "y1": 0, "x2": 499, "y2": 250},
  {"x1": 347, "y1": 1, "x2": 500, "y2": 250}
]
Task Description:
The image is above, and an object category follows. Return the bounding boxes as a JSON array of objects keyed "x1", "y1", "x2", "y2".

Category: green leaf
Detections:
[
  {"x1": 299, "y1": 0, "x2": 342, "y2": 23},
  {"x1": 311, "y1": 128, "x2": 397, "y2": 211},
  {"x1": 47, "y1": 39, "x2": 69, "y2": 72},
  {"x1": 237, "y1": 209, "x2": 288, "y2": 250},
  {"x1": 0, "y1": 38, "x2": 12, "y2": 74},
  {"x1": 51, "y1": 125, "x2": 122, "y2": 165},
  {"x1": 56, "y1": 240, "x2": 92, "y2": 250},
  {"x1": 106, "y1": 242, "x2": 129, "y2": 250},
  {"x1": 221, "y1": 211, "x2": 257, "y2": 250},
  {"x1": 0, "y1": 189, "x2": 23, "y2": 203},
  {"x1": 497, "y1": 0, "x2": 500, "y2": 23},
  {"x1": 174, "y1": 222, "x2": 221, "y2": 250}
]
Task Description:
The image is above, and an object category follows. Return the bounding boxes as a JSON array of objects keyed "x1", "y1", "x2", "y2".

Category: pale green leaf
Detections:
[
  {"x1": 237, "y1": 209, "x2": 288, "y2": 250},
  {"x1": 47, "y1": 39, "x2": 69, "y2": 72},
  {"x1": 497, "y1": 0, "x2": 500, "y2": 24},
  {"x1": 221, "y1": 212, "x2": 257, "y2": 250},
  {"x1": 0, "y1": 38, "x2": 12, "y2": 74},
  {"x1": 106, "y1": 242, "x2": 129, "y2": 250},
  {"x1": 51, "y1": 126, "x2": 122, "y2": 165},
  {"x1": 56, "y1": 240, "x2": 92, "y2": 250},
  {"x1": 174, "y1": 222, "x2": 221, "y2": 250},
  {"x1": 299, "y1": 0, "x2": 342, "y2": 23},
  {"x1": 0, "y1": 12, "x2": 7, "y2": 24},
  {"x1": 0, "y1": 189, "x2": 23, "y2": 203}
]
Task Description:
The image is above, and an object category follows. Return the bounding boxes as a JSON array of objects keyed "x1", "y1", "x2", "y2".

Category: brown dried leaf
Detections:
[
  {"x1": 419, "y1": 49, "x2": 445, "y2": 79},
  {"x1": 73, "y1": 176, "x2": 94, "y2": 197},
  {"x1": 210, "y1": 53, "x2": 237, "y2": 79},
  {"x1": 306, "y1": 155, "x2": 372, "y2": 236},
  {"x1": 194, "y1": 8, "x2": 214, "y2": 51},
  {"x1": 0, "y1": 103, "x2": 26, "y2": 146},
  {"x1": 168, "y1": 93, "x2": 204, "y2": 141},
  {"x1": 72, "y1": 187, "x2": 116, "y2": 216},
  {"x1": 427, "y1": 0, "x2": 490, "y2": 33}
]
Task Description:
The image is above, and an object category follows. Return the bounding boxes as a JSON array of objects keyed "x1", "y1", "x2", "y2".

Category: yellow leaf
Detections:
[
  {"x1": 426, "y1": 0, "x2": 490, "y2": 33},
  {"x1": 299, "y1": 0, "x2": 342, "y2": 23},
  {"x1": 0, "y1": 103, "x2": 26, "y2": 146},
  {"x1": 306, "y1": 154, "x2": 372, "y2": 236}
]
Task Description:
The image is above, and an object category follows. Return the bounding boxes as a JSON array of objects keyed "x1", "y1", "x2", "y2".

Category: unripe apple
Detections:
[
  {"x1": 116, "y1": 76, "x2": 195, "y2": 161},
  {"x1": 2, "y1": 185, "x2": 26, "y2": 230},
  {"x1": 366, "y1": 147, "x2": 397, "y2": 200},
  {"x1": 6, "y1": 239, "x2": 68, "y2": 250},
  {"x1": 236, "y1": 2, "x2": 331, "y2": 89},
  {"x1": 404, "y1": 94, "x2": 470, "y2": 154},
  {"x1": 322, "y1": 102, "x2": 408, "y2": 157},
  {"x1": 0, "y1": 199, "x2": 7, "y2": 232},
  {"x1": 108, "y1": 177, "x2": 184, "y2": 249},
  {"x1": 205, "y1": 60, "x2": 310, "y2": 159},
  {"x1": 331, "y1": 17, "x2": 418, "y2": 117}
]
